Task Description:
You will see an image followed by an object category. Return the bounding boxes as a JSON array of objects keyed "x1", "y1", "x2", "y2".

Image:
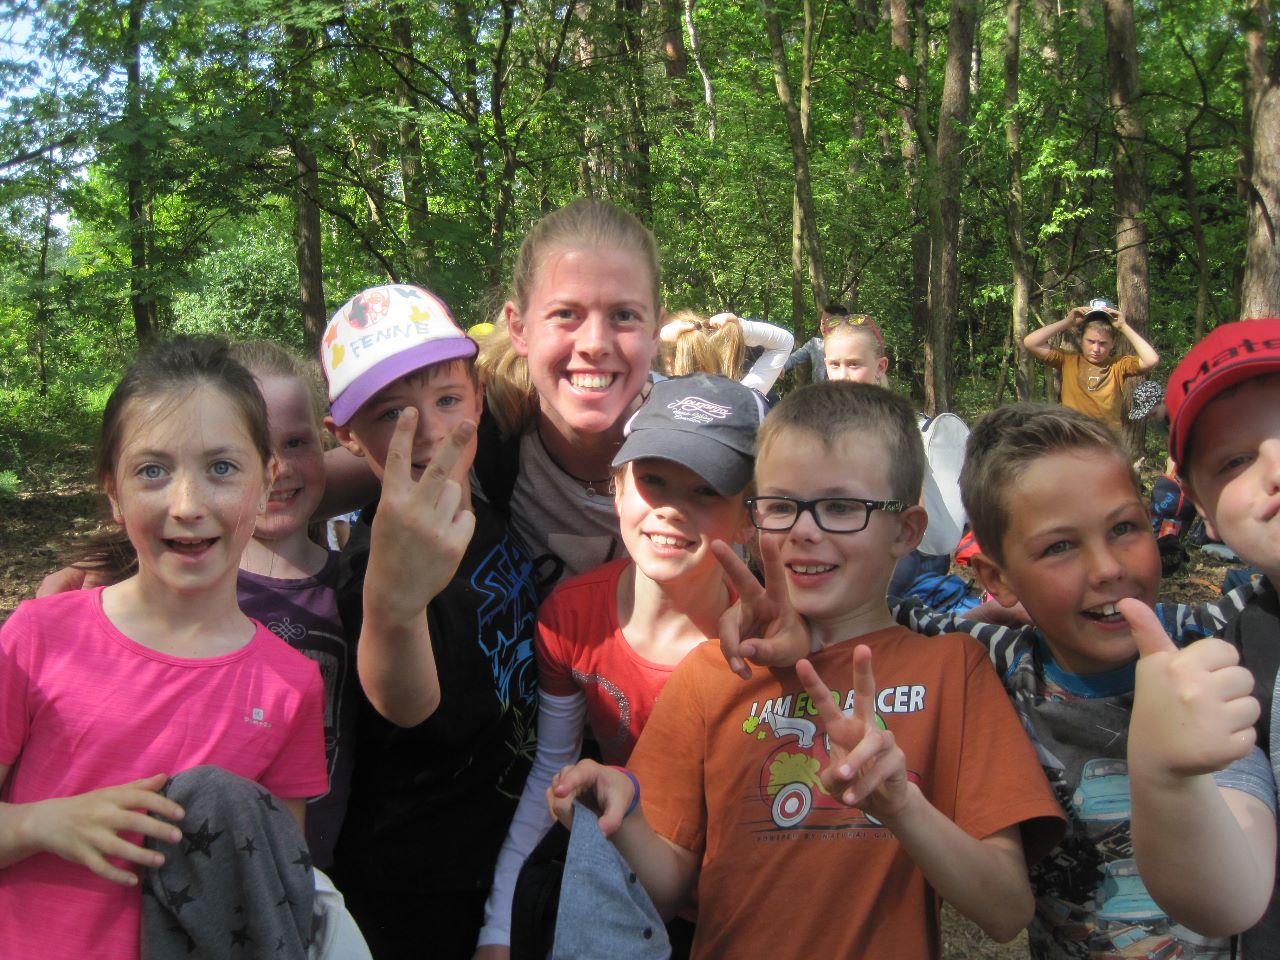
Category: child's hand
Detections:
[
  {"x1": 796, "y1": 648, "x2": 909, "y2": 821},
  {"x1": 659, "y1": 317, "x2": 699, "y2": 343},
  {"x1": 1066, "y1": 305, "x2": 1090, "y2": 327},
  {"x1": 367, "y1": 409, "x2": 477, "y2": 621},
  {"x1": 547, "y1": 760, "x2": 636, "y2": 837},
  {"x1": 712, "y1": 538, "x2": 811, "y2": 679},
  {"x1": 707, "y1": 312, "x2": 739, "y2": 330},
  {"x1": 28, "y1": 773, "x2": 184, "y2": 886},
  {"x1": 1122, "y1": 597, "x2": 1260, "y2": 780}
]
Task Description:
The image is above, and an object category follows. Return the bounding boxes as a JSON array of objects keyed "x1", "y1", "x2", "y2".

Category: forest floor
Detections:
[{"x1": 0, "y1": 447, "x2": 1240, "y2": 959}]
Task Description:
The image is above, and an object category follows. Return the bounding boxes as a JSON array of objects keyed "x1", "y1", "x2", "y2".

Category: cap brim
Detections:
[
  {"x1": 611, "y1": 430, "x2": 754, "y2": 496},
  {"x1": 329, "y1": 337, "x2": 477, "y2": 426}
]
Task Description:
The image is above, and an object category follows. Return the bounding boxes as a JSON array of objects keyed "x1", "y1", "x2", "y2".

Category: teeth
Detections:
[
  {"x1": 790, "y1": 564, "x2": 834, "y2": 575},
  {"x1": 649, "y1": 534, "x2": 688, "y2": 547},
  {"x1": 268, "y1": 489, "x2": 297, "y2": 502},
  {"x1": 1086, "y1": 602, "x2": 1121, "y2": 617},
  {"x1": 570, "y1": 373, "x2": 613, "y2": 390}
]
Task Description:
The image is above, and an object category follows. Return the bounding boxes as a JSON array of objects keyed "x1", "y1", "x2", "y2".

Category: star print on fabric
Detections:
[
  {"x1": 240, "y1": 836, "x2": 257, "y2": 857},
  {"x1": 183, "y1": 819, "x2": 224, "y2": 859},
  {"x1": 230, "y1": 925, "x2": 252, "y2": 947},
  {"x1": 276, "y1": 937, "x2": 286, "y2": 952},
  {"x1": 166, "y1": 921, "x2": 195, "y2": 954},
  {"x1": 276, "y1": 892, "x2": 295, "y2": 908},
  {"x1": 292, "y1": 847, "x2": 313, "y2": 872},
  {"x1": 256, "y1": 789, "x2": 279, "y2": 813},
  {"x1": 164, "y1": 883, "x2": 196, "y2": 914}
]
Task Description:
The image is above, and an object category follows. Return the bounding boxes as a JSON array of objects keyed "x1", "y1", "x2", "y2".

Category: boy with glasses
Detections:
[{"x1": 545, "y1": 382, "x2": 1063, "y2": 958}]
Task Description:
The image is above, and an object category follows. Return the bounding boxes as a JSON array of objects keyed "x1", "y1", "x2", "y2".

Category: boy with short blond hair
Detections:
[
  {"x1": 548, "y1": 382, "x2": 1063, "y2": 959},
  {"x1": 1023, "y1": 299, "x2": 1159, "y2": 431},
  {"x1": 1126, "y1": 318, "x2": 1280, "y2": 955},
  {"x1": 884, "y1": 401, "x2": 1275, "y2": 959}
]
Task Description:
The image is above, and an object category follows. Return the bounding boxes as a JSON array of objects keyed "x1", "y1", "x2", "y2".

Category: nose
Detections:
[
  {"x1": 575, "y1": 313, "x2": 613, "y2": 358},
  {"x1": 169, "y1": 471, "x2": 207, "y2": 522},
  {"x1": 1084, "y1": 540, "x2": 1123, "y2": 587},
  {"x1": 1261, "y1": 439, "x2": 1280, "y2": 493},
  {"x1": 787, "y1": 503, "x2": 824, "y2": 541},
  {"x1": 412, "y1": 403, "x2": 448, "y2": 447}
]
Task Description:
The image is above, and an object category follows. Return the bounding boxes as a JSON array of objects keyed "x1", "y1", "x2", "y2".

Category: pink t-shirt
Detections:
[
  {"x1": 536, "y1": 559, "x2": 681, "y2": 766},
  {"x1": 0, "y1": 588, "x2": 328, "y2": 960}
]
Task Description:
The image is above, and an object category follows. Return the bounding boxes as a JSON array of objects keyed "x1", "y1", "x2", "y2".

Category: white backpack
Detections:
[{"x1": 917, "y1": 412, "x2": 970, "y2": 557}]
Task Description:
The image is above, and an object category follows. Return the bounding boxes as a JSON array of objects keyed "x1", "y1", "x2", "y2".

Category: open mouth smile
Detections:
[{"x1": 568, "y1": 372, "x2": 617, "y2": 392}]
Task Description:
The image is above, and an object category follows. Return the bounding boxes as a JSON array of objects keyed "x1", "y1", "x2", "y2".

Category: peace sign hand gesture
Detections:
[
  {"x1": 713, "y1": 538, "x2": 812, "y2": 679},
  {"x1": 795, "y1": 646, "x2": 909, "y2": 822}
]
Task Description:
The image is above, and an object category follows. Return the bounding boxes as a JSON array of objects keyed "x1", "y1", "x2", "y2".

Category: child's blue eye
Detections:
[
  {"x1": 378, "y1": 407, "x2": 402, "y2": 423},
  {"x1": 137, "y1": 464, "x2": 165, "y2": 481},
  {"x1": 210, "y1": 460, "x2": 236, "y2": 477},
  {"x1": 1042, "y1": 540, "x2": 1072, "y2": 557},
  {"x1": 1218, "y1": 453, "x2": 1253, "y2": 475},
  {"x1": 282, "y1": 436, "x2": 306, "y2": 450},
  {"x1": 1111, "y1": 520, "x2": 1138, "y2": 537},
  {"x1": 438, "y1": 395, "x2": 460, "y2": 409}
]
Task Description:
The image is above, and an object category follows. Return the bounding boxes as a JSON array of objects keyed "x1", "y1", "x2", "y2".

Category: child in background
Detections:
[
  {"x1": 476, "y1": 373, "x2": 763, "y2": 955},
  {"x1": 0, "y1": 337, "x2": 328, "y2": 960},
  {"x1": 227, "y1": 340, "x2": 356, "y2": 871},
  {"x1": 1023, "y1": 298, "x2": 1159, "y2": 432},
  {"x1": 550, "y1": 382, "x2": 1063, "y2": 959},
  {"x1": 320, "y1": 285, "x2": 540, "y2": 960},
  {"x1": 820, "y1": 307, "x2": 889, "y2": 385},
  {"x1": 1126, "y1": 318, "x2": 1280, "y2": 954},
  {"x1": 659, "y1": 311, "x2": 794, "y2": 396}
]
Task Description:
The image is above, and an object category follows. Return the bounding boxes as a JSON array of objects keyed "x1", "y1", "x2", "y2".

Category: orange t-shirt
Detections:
[
  {"x1": 628, "y1": 628, "x2": 1064, "y2": 960},
  {"x1": 1043, "y1": 347, "x2": 1143, "y2": 431}
]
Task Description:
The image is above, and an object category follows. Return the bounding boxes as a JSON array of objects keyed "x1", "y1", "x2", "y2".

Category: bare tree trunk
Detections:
[
  {"x1": 1242, "y1": 0, "x2": 1280, "y2": 317},
  {"x1": 391, "y1": 4, "x2": 432, "y2": 281},
  {"x1": 125, "y1": 0, "x2": 156, "y2": 343},
  {"x1": 1004, "y1": 0, "x2": 1033, "y2": 399},
  {"x1": 659, "y1": 0, "x2": 687, "y2": 77},
  {"x1": 926, "y1": 0, "x2": 977, "y2": 414},
  {"x1": 684, "y1": 0, "x2": 716, "y2": 140},
  {"x1": 34, "y1": 184, "x2": 54, "y2": 396},
  {"x1": 762, "y1": 0, "x2": 827, "y2": 310},
  {"x1": 287, "y1": 25, "x2": 328, "y2": 353},
  {"x1": 1103, "y1": 0, "x2": 1151, "y2": 456},
  {"x1": 619, "y1": 0, "x2": 653, "y2": 222}
]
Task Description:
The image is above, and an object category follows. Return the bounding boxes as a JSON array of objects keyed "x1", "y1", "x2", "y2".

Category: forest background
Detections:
[{"x1": 3, "y1": 0, "x2": 1280, "y2": 492}]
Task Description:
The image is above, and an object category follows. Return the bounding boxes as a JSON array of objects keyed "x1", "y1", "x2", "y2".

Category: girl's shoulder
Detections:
[{"x1": 541, "y1": 557, "x2": 630, "y2": 609}]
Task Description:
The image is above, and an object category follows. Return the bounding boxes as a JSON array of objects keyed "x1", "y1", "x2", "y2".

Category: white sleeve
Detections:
[
  {"x1": 738, "y1": 318, "x2": 795, "y2": 394},
  {"x1": 476, "y1": 689, "x2": 587, "y2": 947}
]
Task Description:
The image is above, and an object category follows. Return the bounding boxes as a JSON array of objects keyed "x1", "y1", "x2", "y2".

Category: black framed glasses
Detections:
[{"x1": 746, "y1": 496, "x2": 908, "y2": 534}]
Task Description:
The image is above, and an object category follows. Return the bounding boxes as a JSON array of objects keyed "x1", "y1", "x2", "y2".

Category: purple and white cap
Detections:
[
  {"x1": 321, "y1": 284, "x2": 477, "y2": 426},
  {"x1": 612, "y1": 373, "x2": 766, "y2": 496}
]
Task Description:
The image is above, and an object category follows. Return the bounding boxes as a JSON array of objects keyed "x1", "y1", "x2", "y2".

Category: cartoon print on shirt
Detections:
[{"x1": 741, "y1": 683, "x2": 924, "y2": 831}]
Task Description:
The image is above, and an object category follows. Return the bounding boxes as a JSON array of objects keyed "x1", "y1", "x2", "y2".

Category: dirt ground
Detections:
[{"x1": 0, "y1": 456, "x2": 1241, "y2": 960}]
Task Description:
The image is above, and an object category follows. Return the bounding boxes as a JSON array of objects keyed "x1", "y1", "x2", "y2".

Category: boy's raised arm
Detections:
[
  {"x1": 358, "y1": 412, "x2": 476, "y2": 727},
  {"x1": 796, "y1": 650, "x2": 1035, "y2": 943},
  {"x1": 1111, "y1": 311, "x2": 1160, "y2": 371},
  {"x1": 547, "y1": 760, "x2": 699, "y2": 921},
  {"x1": 1023, "y1": 308, "x2": 1084, "y2": 361},
  {"x1": 1122, "y1": 599, "x2": 1276, "y2": 936}
]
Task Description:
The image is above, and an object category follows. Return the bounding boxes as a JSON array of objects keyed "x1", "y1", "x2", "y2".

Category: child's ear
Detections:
[
  {"x1": 890, "y1": 504, "x2": 928, "y2": 558},
  {"x1": 327, "y1": 417, "x2": 365, "y2": 459},
  {"x1": 1184, "y1": 484, "x2": 1224, "y2": 543},
  {"x1": 504, "y1": 302, "x2": 529, "y2": 357},
  {"x1": 971, "y1": 553, "x2": 1020, "y2": 608},
  {"x1": 875, "y1": 356, "x2": 889, "y2": 378},
  {"x1": 105, "y1": 485, "x2": 124, "y2": 525}
]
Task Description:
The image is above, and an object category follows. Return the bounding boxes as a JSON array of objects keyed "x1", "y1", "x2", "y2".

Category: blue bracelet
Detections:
[{"x1": 609, "y1": 765, "x2": 641, "y2": 819}]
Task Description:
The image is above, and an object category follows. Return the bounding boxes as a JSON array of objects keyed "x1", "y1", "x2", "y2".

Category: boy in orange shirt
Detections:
[
  {"x1": 546, "y1": 382, "x2": 1063, "y2": 959},
  {"x1": 1023, "y1": 298, "x2": 1159, "y2": 431}
]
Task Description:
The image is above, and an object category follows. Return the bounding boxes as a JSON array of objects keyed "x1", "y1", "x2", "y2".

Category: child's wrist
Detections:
[{"x1": 608, "y1": 765, "x2": 641, "y2": 818}]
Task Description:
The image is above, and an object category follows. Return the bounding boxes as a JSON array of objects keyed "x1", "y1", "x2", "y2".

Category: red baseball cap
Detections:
[{"x1": 1167, "y1": 317, "x2": 1280, "y2": 468}]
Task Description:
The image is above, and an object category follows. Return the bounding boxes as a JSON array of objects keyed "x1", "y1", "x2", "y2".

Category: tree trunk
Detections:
[
  {"x1": 684, "y1": 0, "x2": 716, "y2": 140},
  {"x1": 1242, "y1": 0, "x2": 1280, "y2": 317},
  {"x1": 286, "y1": 25, "x2": 328, "y2": 353},
  {"x1": 762, "y1": 0, "x2": 827, "y2": 311},
  {"x1": 926, "y1": 0, "x2": 977, "y2": 414},
  {"x1": 125, "y1": 0, "x2": 155, "y2": 344},
  {"x1": 619, "y1": 0, "x2": 653, "y2": 222},
  {"x1": 1003, "y1": 0, "x2": 1033, "y2": 399},
  {"x1": 391, "y1": 4, "x2": 432, "y2": 281},
  {"x1": 1103, "y1": 0, "x2": 1151, "y2": 456}
]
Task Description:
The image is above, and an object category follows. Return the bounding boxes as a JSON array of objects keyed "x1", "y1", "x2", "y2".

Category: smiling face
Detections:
[
  {"x1": 331, "y1": 360, "x2": 483, "y2": 488},
  {"x1": 1081, "y1": 321, "x2": 1116, "y2": 366},
  {"x1": 253, "y1": 374, "x2": 326, "y2": 544},
  {"x1": 754, "y1": 427, "x2": 923, "y2": 638},
  {"x1": 107, "y1": 387, "x2": 271, "y2": 599},
  {"x1": 974, "y1": 448, "x2": 1160, "y2": 675},
  {"x1": 614, "y1": 459, "x2": 749, "y2": 582},
  {"x1": 507, "y1": 246, "x2": 660, "y2": 443},
  {"x1": 1183, "y1": 375, "x2": 1280, "y2": 583},
  {"x1": 823, "y1": 328, "x2": 887, "y2": 384}
]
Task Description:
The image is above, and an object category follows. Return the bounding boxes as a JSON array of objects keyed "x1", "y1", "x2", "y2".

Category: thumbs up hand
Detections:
[{"x1": 1123, "y1": 598, "x2": 1260, "y2": 781}]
